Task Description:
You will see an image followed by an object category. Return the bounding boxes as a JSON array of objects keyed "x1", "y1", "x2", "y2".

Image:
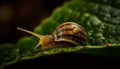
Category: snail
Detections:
[{"x1": 17, "y1": 22, "x2": 86, "y2": 50}]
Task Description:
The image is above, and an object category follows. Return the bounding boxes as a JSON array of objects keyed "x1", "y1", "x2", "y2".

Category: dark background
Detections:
[
  {"x1": 3, "y1": 52, "x2": 120, "y2": 69},
  {"x1": 0, "y1": 0, "x2": 67, "y2": 44},
  {"x1": 1, "y1": 1, "x2": 120, "y2": 68}
]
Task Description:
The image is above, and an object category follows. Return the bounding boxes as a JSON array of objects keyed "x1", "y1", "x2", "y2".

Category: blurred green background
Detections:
[{"x1": 0, "y1": 0, "x2": 120, "y2": 68}]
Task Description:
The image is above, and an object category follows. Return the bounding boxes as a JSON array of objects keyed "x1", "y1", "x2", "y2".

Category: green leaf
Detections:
[
  {"x1": 1, "y1": 0, "x2": 120, "y2": 68},
  {"x1": 35, "y1": 0, "x2": 120, "y2": 45},
  {"x1": 16, "y1": 36, "x2": 40, "y2": 57},
  {"x1": 0, "y1": 44, "x2": 18, "y2": 69}
]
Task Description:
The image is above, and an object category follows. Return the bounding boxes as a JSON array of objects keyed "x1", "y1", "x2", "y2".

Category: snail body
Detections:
[{"x1": 17, "y1": 22, "x2": 86, "y2": 50}]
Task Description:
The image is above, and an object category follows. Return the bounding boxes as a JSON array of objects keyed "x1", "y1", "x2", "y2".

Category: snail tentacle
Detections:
[{"x1": 17, "y1": 27, "x2": 42, "y2": 38}]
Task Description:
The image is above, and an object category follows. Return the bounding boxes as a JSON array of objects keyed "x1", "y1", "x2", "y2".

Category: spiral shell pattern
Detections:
[{"x1": 52, "y1": 22, "x2": 86, "y2": 46}]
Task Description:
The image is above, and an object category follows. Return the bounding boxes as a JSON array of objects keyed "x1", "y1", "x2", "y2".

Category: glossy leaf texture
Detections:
[{"x1": 0, "y1": 0, "x2": 120, "y2": 68}]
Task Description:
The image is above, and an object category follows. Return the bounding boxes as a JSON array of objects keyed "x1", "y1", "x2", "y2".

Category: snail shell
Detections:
[
  {"x1": 17, "y1": 22, "x2": 86, "y2": 50},
  {"x1": 53, "y1": 22, "x2": 86, "y2": 46}
]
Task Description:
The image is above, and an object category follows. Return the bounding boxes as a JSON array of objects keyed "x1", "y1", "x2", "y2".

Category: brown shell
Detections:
[{"x1": 52, "y1": 22, "x2": 86, "y2": 46}]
